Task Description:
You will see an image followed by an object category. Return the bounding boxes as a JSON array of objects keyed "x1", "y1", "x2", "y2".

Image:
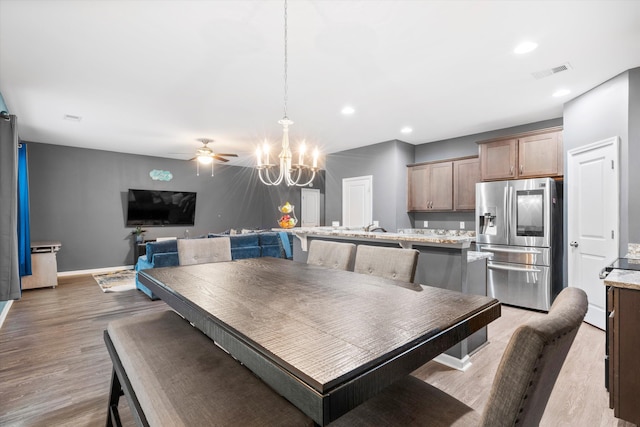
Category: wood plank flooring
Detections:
[{"x1": 0, "y1": 275, "x2": 635, "y2": 426}]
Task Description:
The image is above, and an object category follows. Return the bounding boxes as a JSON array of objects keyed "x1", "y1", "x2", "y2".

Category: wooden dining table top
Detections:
[{"x1": 138, "y1": 257, "x2": 501, "y2": 425}]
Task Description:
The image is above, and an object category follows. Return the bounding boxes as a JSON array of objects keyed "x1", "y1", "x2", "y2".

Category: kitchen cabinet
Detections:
[
  {"x1": 407, "y1": 156, "x2": 479, "y2": 212},
  {"x1": 407, "y1": 161, "x2": 453, "y2": 211},
  {"x1": 478, "y1": 127, "x2": 563, "y2": 181},
  {"x1": 607, "y1": 284, "x2": 640, "y2": 425},
  {"x1": 453, "y1": 157, "x2": 481, "y2": 210}
]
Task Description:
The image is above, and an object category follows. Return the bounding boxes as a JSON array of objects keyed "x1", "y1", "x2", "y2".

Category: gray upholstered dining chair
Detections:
[
  {"x1": 353, "y1": 245, "x2": 420, "y2": 283},
  {"x1": 329, "y1": 286, "x2": 588, "y2": 427},
  {"x1": 306, "y1": 240, "x2": 356, "y2": 271},
  {"x1": 177, "y1": 237, "x2": 232, "y2": 266}
]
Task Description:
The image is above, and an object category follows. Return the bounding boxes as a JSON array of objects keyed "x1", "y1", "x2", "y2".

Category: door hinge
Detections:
[
  {"x1": 611, "y1": 160, "x2": 614, "y2": 169},
  {"x1": 612, "y1": 230, "x2": 615, "y2": 239}
]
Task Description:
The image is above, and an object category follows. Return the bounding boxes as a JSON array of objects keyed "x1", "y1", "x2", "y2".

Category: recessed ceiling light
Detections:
[
  {"x1": 341, "y1": 106, "x2": 355, "y2": 115},
  {"x1": 552, "y1": 89, "x2": 571, "y2": 97},
  {"x1": 514, "y1": 41, "x2": 538, "y2": 54},
  {"x1": 63, "y1": 114, "x2": 82, "y2": 122},
  {"x1": 400, "y1": 127, "x2": 413, "y2": 134}
]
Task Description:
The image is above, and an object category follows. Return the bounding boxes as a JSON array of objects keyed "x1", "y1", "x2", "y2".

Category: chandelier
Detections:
[{"x1": 256, "y1": 0, "x2": 319, "y2": 186}]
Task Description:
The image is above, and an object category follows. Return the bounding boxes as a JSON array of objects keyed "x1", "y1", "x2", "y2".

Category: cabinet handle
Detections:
[
  {"x1": 520, "y1": 164, "x2": 523, "y2": 174},
  {"x1": 510, "y1": 165, "x2": 514, "y2": 175}
]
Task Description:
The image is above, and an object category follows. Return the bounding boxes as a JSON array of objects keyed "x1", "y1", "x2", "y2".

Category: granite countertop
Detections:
[
  {"x1": 291, "y1": 227, "x2": 473, "y2": 246},
  {"x1": 467, "y1": 251, "x2": 492, "y2": 262},
  {"x1": 604, "y1": 269, "x2": 640, "y2": 291}
]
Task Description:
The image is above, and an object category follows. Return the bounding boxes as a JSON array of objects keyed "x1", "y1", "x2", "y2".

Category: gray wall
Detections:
[
  {"x1": 628, "y1": 68, "x2": 640, "y2": 244},
  {"x1": 325, "y1": 140, "x2": 414, "y2": 232},
  {"x1": 27, "y1": 143, "x2": 271, "y2": 272},
  {"x1": 563, "y1": 70, "x2": 633, "y2": 255}
]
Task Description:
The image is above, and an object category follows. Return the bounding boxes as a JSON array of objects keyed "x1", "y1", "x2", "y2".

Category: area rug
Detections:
[{"x1": 93, "y1": 270, "x2": 137, "y2": 293}]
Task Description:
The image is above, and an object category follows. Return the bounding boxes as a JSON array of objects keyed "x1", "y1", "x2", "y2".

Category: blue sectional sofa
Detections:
[{"x1": 135, "y1": 231, "x2": 293, "y2": 299}]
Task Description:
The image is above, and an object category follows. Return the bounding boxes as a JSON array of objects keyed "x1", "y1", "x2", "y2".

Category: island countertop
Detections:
[
  {"x1": 604, "y1": 269, "x2": 640, "y2": 291},
  {"x1": 287, "y1": 227, "x2": 473, "y2": 250}
]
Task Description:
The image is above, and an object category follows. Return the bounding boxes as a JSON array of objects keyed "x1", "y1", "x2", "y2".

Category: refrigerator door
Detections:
[
  {"x1": 476, "y1": 181, "x2": 509, "y2": 245},
  {"x1": 487, "y1": 261, "x2": 552, "y2": 311},
  {"x1": 508, "y1": 178, "x2": 556, "y2": 248}
]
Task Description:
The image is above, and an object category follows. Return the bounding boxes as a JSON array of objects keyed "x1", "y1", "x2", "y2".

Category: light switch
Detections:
[
  {"x1": 424, "y1": 221, "x2": 428, "y2": 228},
  {"x1": 460, "y1": 221, "x2": 465, "y2": 229}
]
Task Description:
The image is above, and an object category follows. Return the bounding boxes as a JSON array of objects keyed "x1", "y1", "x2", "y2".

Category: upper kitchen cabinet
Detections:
[
  {"x1": 478, "y1": 127, "x2": 563, "y2": 181},
  {"x1": 407, "y1": 156, "x2": 479, "y2": 212},
  {"x1": 407, "y1": 161, "x2": 453, "y2": 211},
  {"x1": 453, "y1": 157, "x2": 481, "y2": 210}
]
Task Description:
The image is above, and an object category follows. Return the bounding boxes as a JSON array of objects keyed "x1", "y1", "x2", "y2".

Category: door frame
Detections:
[{"x1": 567, "y1": 136, "x2": 619, "y2": 329}]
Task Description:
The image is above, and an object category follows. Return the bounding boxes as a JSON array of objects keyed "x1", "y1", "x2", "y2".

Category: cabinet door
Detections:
[
  {"x1": 454, "y1": 157, "x2": 480, "y2": 211},
  {"x1": 428, "y1": 162, "x2": 453, "y2": 210},
  {"x1": 480, "y1": 139, "x2": 517, "y2": 181},
  {"x1": 407, "y1": 164, "x2": 430, "y2": 211},
  {"x1": 518, "y1": 131, "x2": 563, "y2": 177}
]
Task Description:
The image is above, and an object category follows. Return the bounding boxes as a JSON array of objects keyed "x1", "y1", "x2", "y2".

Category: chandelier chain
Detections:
[{"x1": 283, "y1": 0, "x2": 288, "y2": 118}]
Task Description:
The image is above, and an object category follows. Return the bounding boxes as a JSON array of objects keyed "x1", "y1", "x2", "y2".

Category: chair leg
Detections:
[{"x1": 106, "y1": 367, "x2": 124, "y2": 427}]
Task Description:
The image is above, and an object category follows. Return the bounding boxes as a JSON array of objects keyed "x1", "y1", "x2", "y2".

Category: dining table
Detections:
[{"x1": 138, "y1": 257, "x2": 501, "y2": 426}]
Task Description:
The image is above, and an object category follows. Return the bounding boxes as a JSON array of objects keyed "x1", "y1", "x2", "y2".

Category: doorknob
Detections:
[{"x1": 570, "y1": 241, "x2": 579, "y2": 247}]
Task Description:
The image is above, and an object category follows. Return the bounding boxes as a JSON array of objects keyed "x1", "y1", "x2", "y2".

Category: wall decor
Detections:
[{"x1": 149, "y1": 169, "x2": 173, "y2": 181}]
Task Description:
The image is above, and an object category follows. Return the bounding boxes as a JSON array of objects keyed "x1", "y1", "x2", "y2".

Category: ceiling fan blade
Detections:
[
  {"x1": 213, "y1": 156, "x2": 230, "y2": 162},
  {"x1": 188, "y1": 156, "x2": 197, "y2": 161},
  {"x1": 215, "y1": 153, "x2": 238, "y2": 157}
]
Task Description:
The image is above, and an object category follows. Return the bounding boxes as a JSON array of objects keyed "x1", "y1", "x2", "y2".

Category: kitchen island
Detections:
[
  {"x1": 604, "y1": 268, "x2": 640, "y2": 426},
  {"x1": 290, "y1": 227, "x2": 491, "y2": 370}
]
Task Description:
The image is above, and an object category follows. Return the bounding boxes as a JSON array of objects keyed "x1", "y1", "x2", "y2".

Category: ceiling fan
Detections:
[
  {"x1": 190, "y1": 138, "x2": 238, "y2": 176},
  {"x1": 191, "y1": 138, "x2": 238, "y2": 164}
]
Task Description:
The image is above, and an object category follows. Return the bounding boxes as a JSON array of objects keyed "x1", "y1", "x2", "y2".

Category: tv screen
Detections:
[{"x1": 126, "y1": 189, "x2": 197, "y2": 227}]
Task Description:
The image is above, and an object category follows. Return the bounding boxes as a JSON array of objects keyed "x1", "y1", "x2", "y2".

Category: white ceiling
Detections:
[{"x1": 1, "y1": 0, "x2": 639, "y2": 167}]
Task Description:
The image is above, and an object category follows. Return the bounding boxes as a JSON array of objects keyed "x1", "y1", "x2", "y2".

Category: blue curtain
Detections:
[{"x1": 18, "y1": 142, "x2": 31, "y2": 276}]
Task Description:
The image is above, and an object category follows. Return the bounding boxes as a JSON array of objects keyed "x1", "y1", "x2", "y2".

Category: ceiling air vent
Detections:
[{"x1": 531, "y1": 62, "x2": 573, "y2": 80}]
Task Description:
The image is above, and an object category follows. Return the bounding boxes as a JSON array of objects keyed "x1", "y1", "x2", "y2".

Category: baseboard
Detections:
[
  {"x1": 0, "y1": 300, "x2": 14, "y2": 330},
  {"x1": 433, "y1": 353, "x2": 472, "y2": 372},
  {"x1": 57, "y1": 265, "x2": 134, "y2": 277}
]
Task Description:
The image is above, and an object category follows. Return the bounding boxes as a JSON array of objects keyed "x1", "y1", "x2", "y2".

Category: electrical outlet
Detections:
[
  {"x1": 460, "y1": 221, "x2": 465, "y2": 229},
  {"x1": 423, "y1": 221, "x2": 428, "y2": 228},
  {"x1": 332, "y1": 221, "x2": 340, "y2": 227},
  {"x1": 373, "y1": 220, "x2": 379, "y2": 227}
]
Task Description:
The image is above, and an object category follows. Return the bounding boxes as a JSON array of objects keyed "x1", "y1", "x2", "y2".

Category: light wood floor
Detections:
[{"x1": 0, "y1": 275, "x2": 635, "y2": 426}]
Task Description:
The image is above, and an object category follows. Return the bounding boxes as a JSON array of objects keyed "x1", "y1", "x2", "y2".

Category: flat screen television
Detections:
[{"x1": 126, "y1": 189, "x2": 197, "y2": 227}]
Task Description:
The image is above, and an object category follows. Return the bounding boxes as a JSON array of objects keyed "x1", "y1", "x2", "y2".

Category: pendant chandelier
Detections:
[{"x1": 256, "y1": 0, "x2": 319, "y2": 186}]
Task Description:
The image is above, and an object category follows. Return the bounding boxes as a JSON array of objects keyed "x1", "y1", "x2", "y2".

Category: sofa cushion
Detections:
[
  {"x1": 233, "y1": 246, "x2": 262, "y2": 260},
  {"x1": 258, "y1": 232, "x2": 280, "y2": 246},
  {"x1": 146, "y1": 240, "x2": 178, "y2": 262},
  {"x1": 229, "y1": 233, "x2": 259, "y2": 248}
]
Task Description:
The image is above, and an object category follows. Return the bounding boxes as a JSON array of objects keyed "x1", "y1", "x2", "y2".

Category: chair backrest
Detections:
[
  {"x1": 353, "y1": 245, "x2": 419, "y2": 283},
  {"x1": 306, "y1": 240, "x2": 356, "y2": 271},
  {"x1": 480, "y1": 286, "x2": 588, "y2": 427},
  {"x1": 177, "y1": 237, "x2": 232, "y2": 266}
]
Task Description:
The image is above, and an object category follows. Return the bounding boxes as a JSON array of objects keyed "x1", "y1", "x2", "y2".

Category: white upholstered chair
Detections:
[
  {"x1": 177, "y1": 237, "x2": 232, "y2": 266},
  {"x1": 306, "y1": 240, "x2": 356, "y2": 271},
  {"x1": 329, "y1": 287, "x2": 588, "y2": 427},
  {"x1": 353, "y1": 245, "x2": 419, "y2": 283}
]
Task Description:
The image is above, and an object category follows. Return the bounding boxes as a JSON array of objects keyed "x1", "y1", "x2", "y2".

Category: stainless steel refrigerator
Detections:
[{"x1": 475, "y1": 177, "x2": 563, "y2": 311}]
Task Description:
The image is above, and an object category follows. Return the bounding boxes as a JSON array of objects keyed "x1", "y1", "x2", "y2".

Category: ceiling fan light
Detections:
[{"x1": 198, "y1": 155, "x2": 213, "y2": 165}]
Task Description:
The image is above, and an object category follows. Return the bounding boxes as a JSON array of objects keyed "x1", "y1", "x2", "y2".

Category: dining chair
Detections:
[
  {"x1": 353, "y1": 245, "x2": 419, "y2": 282},
  {"x1": 177, "y1": 237, "x2": 232, "y2": 266},
  {"x1": 306, "y1": 240, "x2": 356, "y2": 271},
  {"x1": 329, "y1": 286, "x2": 588, "y2": 427}
]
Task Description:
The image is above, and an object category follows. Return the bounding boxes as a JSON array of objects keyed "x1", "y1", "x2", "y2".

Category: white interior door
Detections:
[
  {"x1": 342, "y1": 176, "x2": 372, "y2": 227},
  {"x1": 301, "y1": 188, "x2": 320, "y2": 227},
  {"x1": 568, "y1": 136, "x2": 619, "y2": 330}
]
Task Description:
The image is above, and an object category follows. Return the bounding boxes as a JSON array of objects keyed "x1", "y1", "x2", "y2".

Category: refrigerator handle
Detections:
[
  {"x1": 488, "y1": 264, "x2": 542, "y2": 273},
  {"x1": 504, "y1": 185, "x2": 510, "y2": 241}
]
